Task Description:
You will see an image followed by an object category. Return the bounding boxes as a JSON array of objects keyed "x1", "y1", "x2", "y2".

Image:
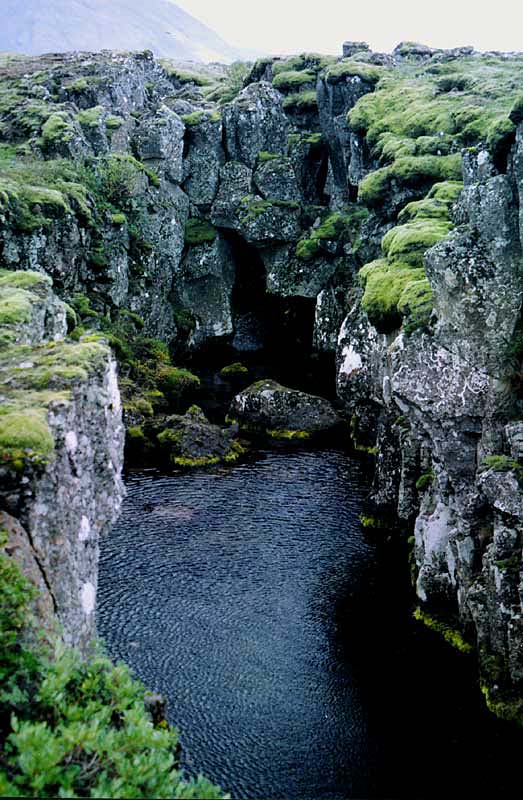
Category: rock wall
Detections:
[
  {"x1": 3, "y1": 43, "x2": 523, "y2": 714},
  {"x1": 0, "y1": 271, "x2": 124, "y2": 650},
  {"x1": 337, "y1": 113, "x2": 523, "y2": 713}
]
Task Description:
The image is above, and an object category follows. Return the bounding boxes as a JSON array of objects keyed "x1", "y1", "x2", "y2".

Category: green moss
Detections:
[
  {"x1": 482, "y1": 454, "x2": 521, "y2": 473},
  {"x1": 105, "y1": 114, "x2": 123, "y2": 130},
  {"x1": 359, "y1": 154, "x2": 462, "y2": 206},
  {"x1": 219, "y1": 362, "x2": 249, "y2": 378},
  {"x1": 495, "y1": 555, "x2": 521, "y2": 574},
  {"x1": 272, "y1": 70, "x2": 316, "y2": 91},
  {"x1": 111, "y1": 212, "x2": 127, "y2": 225},
  {"x1": 258, "y1": 151, "x2": 279, "y2": 163},
  {"x1": 0, "y1": 409, "x2": 54, "y2": 458},
  {"x1": 157, "y1": 366, "x2": 200, "y2": 403},
  {"x1": 160, "y1": 62, "x2": 212, "y2": 86},
  {"x1": 282, "y1": 90, "x2": 318, "y2": 111},
  {"x1": 40, "y1": 111, "x2": 74, "y2": 146},
  {"x1": 75, "y1": 105, "x2": 103, "y2": 128},
  {"x1": 238, "y1": 195, "x2": 299, "y2": 223},
  {"x1": 272, "y1": 53, "x2": 335, "y2": 76},
  {"x1": 348, "y1": 54, "x2": 523, "y2": 214},
  {"x1": 325, "y1": 59, "x2": 382, "y2": 85},
  {"x1": 360, "y1": 259, "x2": 426, "y2": 332},
  {"x1": 397, "y1": 277, "x2": 433, "y2": 333},
  {"x1": 413, "y1": 607, "x2": 473, "y2": 654},
  {"x1": 416, "y1": 471, "x2": 435, "y2": 491},
  {"x1": 480, "y1": 683, "x2": 523, "y2": 725},
  {"x1": 185, "y1": 219, "x2": 218, "y2": 246},
  {"x1": 181, "y1": 111, "x2": 206, "y2": 127},
  {"x1": 0, "y1": 287, "x2": 34, "y2": 325},
  {"x1": 69, "y1": 77, "x2": 89, "y2": 92},
  {"x1": 296, "y1": 237, "x2": 321, "y2": 261},
  {"x1": 172, "y1": 455, "x2": 221, "y2": 468},
  {"x1": 224, "y1": 440, "x2": 248, "y2": 462},
  {"x1": 382, "y1": 219, "x2": 452, "y2": 266},
  {"x1": 359, "y1": 515, "x2": 389, "y2": 529},
  {"x1": 296, "y1": 209, "x2": 366, "y2": 261},
  {"x1": 267, "y1": 429, "x2": 311, "y2": 440}
]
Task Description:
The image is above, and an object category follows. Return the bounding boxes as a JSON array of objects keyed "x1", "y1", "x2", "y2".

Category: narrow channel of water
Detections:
[{"x1": 97, "y1": 448, "x2": 523, "y2": 799}]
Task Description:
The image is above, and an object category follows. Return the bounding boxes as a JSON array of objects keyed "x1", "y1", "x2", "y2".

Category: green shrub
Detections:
[{"x1": 0, "y1": 541, "x2": 225, "y2": 799}]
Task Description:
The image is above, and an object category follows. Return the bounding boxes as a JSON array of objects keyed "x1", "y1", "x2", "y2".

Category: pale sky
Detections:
[{"x1": 175, "y1": 0, "x2": 523, "y2": 56}]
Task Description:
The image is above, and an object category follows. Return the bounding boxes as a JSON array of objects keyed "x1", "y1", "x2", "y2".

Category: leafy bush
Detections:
[{"x1": 0, "y1": 537, "x2": 225, "y2": 799}]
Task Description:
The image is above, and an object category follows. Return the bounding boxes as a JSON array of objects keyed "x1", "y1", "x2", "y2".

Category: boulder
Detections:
[
  {"x1": 154, "y1": 406, "x2": 243, "y2": 467},
  {"x1": 229, "y1": 379, "x2": 340, "y2": 438}
]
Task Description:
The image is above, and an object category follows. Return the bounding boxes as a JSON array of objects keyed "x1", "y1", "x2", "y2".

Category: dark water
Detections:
[{"x1": 97, "y1": 449, "x2": 523, "y2": 799}]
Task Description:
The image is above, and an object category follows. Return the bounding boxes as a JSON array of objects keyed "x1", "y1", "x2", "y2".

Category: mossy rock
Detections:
[
  {"x1": 360, "y1": 259, "x2": 426, "y2": 333},
  {"x1": 219, "y1": 362, "x2": 249, "y2": 379},
  {"x1": 272, "y1": 70, "x2": 316, "y2": 91},
  {"x1": 282, "y1": 91, "x2": 318, "y2": 111},
  {"x1": 184, "y1": 219, "x2": 218, "y2": 247},
  {"x1": 325, "y1": 59, "x2": 382, "y2": 85},
  {"x1": 0, "y1": 408, "x2": 54, "y2": 459},
  {"x1": 381, "y1": 219, "x2": 453, "y2": 267}
]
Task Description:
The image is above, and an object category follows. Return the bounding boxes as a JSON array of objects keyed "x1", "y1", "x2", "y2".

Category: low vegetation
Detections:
[{"x1": 0, "y1": 534, "x2": 225, "y2": 798}]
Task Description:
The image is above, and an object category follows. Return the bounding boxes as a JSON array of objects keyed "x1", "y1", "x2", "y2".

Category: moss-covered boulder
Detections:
[
  {"x1": 229, "y1": 379, "x2": 341, "y2": 439},
  {"x1": 153, "y1": 405, "x2": 245, "y2": 467}
]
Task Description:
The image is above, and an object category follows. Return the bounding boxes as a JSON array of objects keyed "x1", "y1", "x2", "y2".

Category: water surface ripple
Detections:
[
  {"x1": 98, "y1": 450, "x2": 374, "y2": 799},
  {"x1": 98, "y1": 448, "x2": 523, "y2": 799}
]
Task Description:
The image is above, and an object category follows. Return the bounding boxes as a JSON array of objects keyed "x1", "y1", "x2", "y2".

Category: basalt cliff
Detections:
[{"x1": 2, "y1": 41, "x2": 523, "y2": 735}]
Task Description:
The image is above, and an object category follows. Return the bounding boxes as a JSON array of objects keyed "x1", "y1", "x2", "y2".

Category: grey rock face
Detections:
[
  {"x1": 335, "y1": 132, "x2": 523, "y2": 702},
  {"x1": 230, "y1": 379, "x2": 340, "y2": 436},
  {"x1": 0, "y1": 510, "x2": 56, "y2": 631},
  {"x1": 0, "y1": 278, "x2": 124, "y2": 652},
  {"x1": 317, "y1": 72, "x2": 374, "y2": 197},
  {"x1": 134, "y1": 106, "x2": 185, "y2": 183},
  {"x1": 263, "y1": 245, "x2": 338, "y2": 298},
  {"x1": 23, "y1": 356, "x2": 124, "y2": 651},
  {"x1": 179, "y1": 234, "x2": 235, "y2": 348},
  {"x1": 222, "y1": 83, "x2": 289, "y2": 169},
  {"x1": 211, "y1": 161, "x2": 253, "y2": 229},
  {"x1": 254, "y1": 157, "x2": 300, "y2": 201},
  {"x1": 183, "y1": 118, "x2": 225, "y2": 208},
  {"x1": 1, "y1": 271, "x2": 68, "y2": 345}
]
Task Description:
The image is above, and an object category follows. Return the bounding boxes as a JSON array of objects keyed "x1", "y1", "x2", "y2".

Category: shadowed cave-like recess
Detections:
[{"x1": 190, "y1": 230, "x2": 337, "y2": 414}]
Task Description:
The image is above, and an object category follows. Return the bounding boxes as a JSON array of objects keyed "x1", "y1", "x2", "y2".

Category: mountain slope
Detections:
[{"x1": 0, "y1": 0, "x2": 252, "y2": 63}]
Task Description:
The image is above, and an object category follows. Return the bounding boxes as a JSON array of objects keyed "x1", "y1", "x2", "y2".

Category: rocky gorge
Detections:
[{"x1": 3, "y1": 38, "x2": 523, "y2": 794}]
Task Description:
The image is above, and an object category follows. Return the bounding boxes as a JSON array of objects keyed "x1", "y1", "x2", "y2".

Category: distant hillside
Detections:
[{"x1": 0, "y1": 0, "x2": 256, "y2": 63}]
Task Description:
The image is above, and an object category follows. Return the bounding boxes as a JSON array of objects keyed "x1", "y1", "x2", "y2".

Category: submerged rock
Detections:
[{"x1": 229, "y1": 379, "x2": 341, "y2": 439}]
